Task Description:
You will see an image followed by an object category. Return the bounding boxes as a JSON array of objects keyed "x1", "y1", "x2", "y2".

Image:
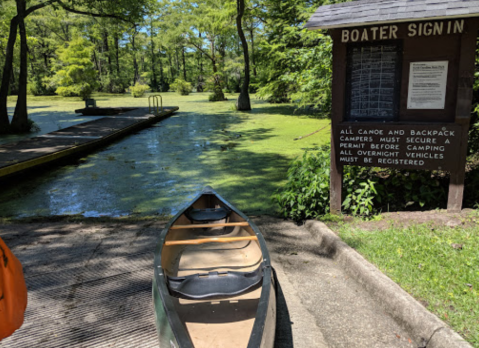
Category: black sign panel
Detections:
[
  {"x1": 346, "y1": 42, "x2": 402, "y2": 122},
  {"x1": 335, "y1": 123, "x2": 461, "y2": 172}
]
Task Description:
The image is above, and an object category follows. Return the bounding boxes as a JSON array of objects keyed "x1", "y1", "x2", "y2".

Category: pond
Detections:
[{"x1": 0, "y1": 93, "x2": 329, "y2": 218}]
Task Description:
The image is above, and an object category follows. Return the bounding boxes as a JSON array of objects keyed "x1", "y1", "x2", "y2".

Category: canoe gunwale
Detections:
[{"x1": 153, "y1": 186, "x2": 274, "y2": 348}]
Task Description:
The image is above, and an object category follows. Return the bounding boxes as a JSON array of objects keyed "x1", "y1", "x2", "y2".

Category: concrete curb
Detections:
[{"x1": 305, "y1": 220, "x2": 472, "y2": 348}]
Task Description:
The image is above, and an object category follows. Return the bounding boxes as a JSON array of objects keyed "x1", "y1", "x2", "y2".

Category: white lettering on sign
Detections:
[
  {"x1": 337, "y1": 125, "x2": 460, "y2": 171},
  {"x1": 341, "y1": 25, "x2": 398, "y2": 43},
  {"x1": 341, "y1": 20, "x2": 464, "y2": 43},
  {"x1": 408, "y1": 20, "x2": 463, "y2": 37}
]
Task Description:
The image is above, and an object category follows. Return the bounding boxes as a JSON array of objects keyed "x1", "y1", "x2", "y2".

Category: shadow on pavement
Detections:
[{"x1": 273, "y1": 268, "x2": 294, "y2": 348}]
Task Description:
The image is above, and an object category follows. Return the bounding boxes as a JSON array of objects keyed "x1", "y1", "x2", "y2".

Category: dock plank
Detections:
[{"x1": 0, "y1": 107, "x2": 178, "y2": 179}]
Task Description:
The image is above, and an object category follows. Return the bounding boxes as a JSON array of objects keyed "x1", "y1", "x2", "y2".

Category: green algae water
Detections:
[{"x1": 0, "y1": 93, "x2": 329, "y2": 218}]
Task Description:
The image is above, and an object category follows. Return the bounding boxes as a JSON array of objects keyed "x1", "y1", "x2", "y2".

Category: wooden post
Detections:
[
  {"x1": 330, "y1": 132, "x2": 343, "y2": 215},
  {"x1": 330, "y1": 32, "x2": 346, "y2": 214},
  {"x1": 447, "y1": 20, "x2": 479, "y2": 213}
]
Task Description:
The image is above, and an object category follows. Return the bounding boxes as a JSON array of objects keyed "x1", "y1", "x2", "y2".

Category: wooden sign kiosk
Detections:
[{"x1": 305, "y1": 0, "x2": 479, "y2": 214}]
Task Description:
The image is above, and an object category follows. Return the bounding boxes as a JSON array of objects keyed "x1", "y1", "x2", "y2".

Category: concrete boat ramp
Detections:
[
  {"x1": 0, "y1": 107, "x2": 178, "y2": 179},
  {"x1": 1, "y1": 217, "x2": 465, "y2": 348}
]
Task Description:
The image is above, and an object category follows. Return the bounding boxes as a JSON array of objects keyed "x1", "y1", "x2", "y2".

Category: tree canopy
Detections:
[{"x1": 0, "y1": 0, "x2": 342, "y2": 133}]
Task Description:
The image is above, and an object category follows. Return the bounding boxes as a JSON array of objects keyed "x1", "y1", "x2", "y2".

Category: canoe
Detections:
[{"x1": 153, "y1": 186, "x2": 276, "y2": 348}]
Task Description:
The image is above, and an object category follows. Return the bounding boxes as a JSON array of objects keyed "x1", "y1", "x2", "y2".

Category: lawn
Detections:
[
  {"x1": 334, "y1": 218, "x2": 479, "y2": 347},
  {"x1": 1, "y1": 92, "x2": 330, "y2": 217}
]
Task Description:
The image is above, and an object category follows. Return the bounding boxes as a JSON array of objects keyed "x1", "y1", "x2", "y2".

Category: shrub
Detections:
[
  {"x1": 100, "y1": 75, "x2": 129, "y2": 93},
  {"x1": 376, "y1": 169, "x2": 447, "y2": 211},
  {"x1": 206, "y1": 74, "x2": 226, "y2": 101},
  {"x1": 464, "y1": 158, "x2": 479, "y2": 208},
  {"x1": 26, "y1": 119, "x2": 40, "y2": 133},
  {"x1": 342, "y1": 166, "x2": 380, "y2": 216},
  {"x1": 170, "y1": 79, "x2": 192, "y2": 95},
  {"x1": 209, "y1": 91, "x2": 226, "y2": 102},
  {"x1": 159, "y1": 80, "x2": 170, "y2": 93},
  {"x1": 273, "y1": 146, "x2": 331, "y2": 221},
  {"x1": 28, "y1": 76, "x2": 56, "y2": 96},
  {"x1": 274, "y1": 146, "x2": 449, "y2": 221},
  {"x1": 52, "y1": 38, "x2": 98, "y2": 100},
  {"x1": 130, "y1": 83, "x2": 149, "y2": 98}
]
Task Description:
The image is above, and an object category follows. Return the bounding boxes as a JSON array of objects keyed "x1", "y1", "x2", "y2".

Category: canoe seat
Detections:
[
  {"x1": 185, "y1": 206, "x2": 231, "y2": 222},
  {"x1": 167, "y1": 264, "x2": 264, "y2": 300}
]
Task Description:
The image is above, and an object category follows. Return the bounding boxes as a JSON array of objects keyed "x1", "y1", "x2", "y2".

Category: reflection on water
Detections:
[
  {"x1": 0, "y1": 106, "x2": 242, "y2": 218},
  {"x1": 0, "y1": 93, "x2": 318, "y2": 218},
  {"x1": 0, "y1": 107, "x2": 103, "y2": 145}
]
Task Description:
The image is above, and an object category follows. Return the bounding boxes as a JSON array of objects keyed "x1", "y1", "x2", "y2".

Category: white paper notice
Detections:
[{"x1": 407, "y1": 61, "x2": 448, "y2": 109}]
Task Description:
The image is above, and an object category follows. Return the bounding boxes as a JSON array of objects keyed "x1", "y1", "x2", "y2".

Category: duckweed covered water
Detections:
[{"x1": 0, "y1": 92, "x2": 329, "y2": 218}]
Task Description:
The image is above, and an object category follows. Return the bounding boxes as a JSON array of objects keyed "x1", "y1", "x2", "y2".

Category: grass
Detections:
[{"x1": 335, "y1": 220, "x2": 479, "y2": 347}]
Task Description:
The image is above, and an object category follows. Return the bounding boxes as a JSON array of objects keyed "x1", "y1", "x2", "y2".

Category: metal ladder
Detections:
[{"x1": 148, "y1": 95, "x2": 163, "y2": 115}]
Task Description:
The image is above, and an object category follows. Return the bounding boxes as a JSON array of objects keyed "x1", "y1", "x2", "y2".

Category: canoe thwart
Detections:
[
  {"x1": 164, "y1": 236, "x2": 257, "y2": 246},
  {"x1": 185, "y1": 206, "x2": 231, "y2": 222},
  {"x1": 167, "y1": 263, "x2": 264, "y2": 300},
  {"x1": 170, "y1": 222, "x2": 249, "y2": 229}
]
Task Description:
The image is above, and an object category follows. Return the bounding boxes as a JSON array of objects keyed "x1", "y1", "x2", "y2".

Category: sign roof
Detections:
[{"x1": 305, "y1": 0, "x2": 479, "y2": 30}]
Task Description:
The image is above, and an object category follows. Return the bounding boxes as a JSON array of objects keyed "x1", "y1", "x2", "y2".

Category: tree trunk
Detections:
[
  {"x1": 168, "y1": 53, "x2": 174, "y2": 81},
  {"x1": 182, "y1": 47, "x2": 187, "y2": 81},
  {"x1": 115, "y1": 32, "x2": 120, "y2": 76},
  {"x1": 102, "y1": 30, "x2": 112, "y2": 91},
  {"x1": 175, "y1": 49, "x2": 180, "y2": 78},
  {"x1": 0, "y1": 16, "x2": 19, "y2": 133},
  {"x1": 159, "y1": 50, "x2": 165, "y2": 91},
  {"x1": 150, "y1": 29, "x2": 158, "y2": 91},
  {"x1": 197, "y1": 53, "x2": 203, "y2": 92},
  {"x1": 197, "y1": 33, "x2": 203, "y2": 92},
  {"x1": 235, "y1": 0, "x2": 251, "y2": 110},
  {"x1": 131, "y1": 30, "x2": 139, "y2": 83},
  {"x1": 93, "y1": 48, "x2": 101, "y2": 76},
  {"x1": 249, "y1": 27, "x2": 257, "y2": 77},
  {"x1": 11, "y1": 0, "x2": 29, "y2": 132},
  {"x1": 43, "y1": 47, "x2": 49, "y2": 70},
  {"x1": 10, "y1": 65, "x2": 17, "y2": 95},
  {"x1": 210, "y1": 37, "x2": 225, "y2": 101}
]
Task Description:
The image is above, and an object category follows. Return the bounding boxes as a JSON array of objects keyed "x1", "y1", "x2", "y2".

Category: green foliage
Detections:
[
  {"x1": 273, "y1": 146, "x2": 331, "y2": 221},
  {"x1": 101, "y1": 75, "x2": 129, "y2": 94},
  {"x1": 256, "y1": 31, "x2": 332, "y2": 113},
  {"x1": 209, "y1": 91, "x2": 226, "y2": 101},
  {"x1": 342, "y1": 166, "x2": 379, "y2": 216},
  {"x1": 343, "y1": 167, "x2": 447, "y2": 214},
  {"x1": 206, "y1": 73, "x2": 226, "y2": 101},
  {"x1": 255, "y1": 0, "x2": 337, "y2": 114},
  {"x1": 170, "y1": 79, "x2": 192, "y2": 95},
  {"x1": 130, "y1": 82, "x2": 149, "y2": 97},
  {"x1": 274, "y1": 147, "x2": 450, "y2": 221},
  {"x1": 27, "y1": 76, "x2": 56, "y2": 96},
  {"x1": 469, "y1": 58, "x2": 479, "y2": 155},
  {"x1": 52, "y1": 38, "x2": 98, "y2": 100},
  {"x1": 26, "y1": 119, "x2": 41, "y2": 133},
  {"x1": 378, "y1": 169, "x2": 447, "y2": 210},
  {"x1": 469, "y1": 97, "x2": 479, "y2": 155},
  {"x1": 464, "y1": 157, "x2": 479, "y2": 208}
]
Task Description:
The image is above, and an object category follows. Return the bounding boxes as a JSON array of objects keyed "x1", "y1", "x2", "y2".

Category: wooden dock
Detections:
[{"x1": 0, "y1": 107, "x2": 178, "y2": 179}]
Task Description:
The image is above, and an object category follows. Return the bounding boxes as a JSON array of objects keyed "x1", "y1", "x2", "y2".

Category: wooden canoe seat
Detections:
[
  {"x1": 164, "y1": 236, "x2": 257, "y2": 246},
  {"x1": 185, "y1": 206, "x2": 231, "y2": 222},
  {"x1": 167, "y1": 263, "x2": 264, "y2": 300},
  {"x1": 170, "y1": 222, "x2": 249, "y2": 230}
]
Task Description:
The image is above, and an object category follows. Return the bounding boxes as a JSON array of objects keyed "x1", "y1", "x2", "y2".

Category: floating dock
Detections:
[{"x1": 0, "y1": 107, "x2": 178, "y2": 179}]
